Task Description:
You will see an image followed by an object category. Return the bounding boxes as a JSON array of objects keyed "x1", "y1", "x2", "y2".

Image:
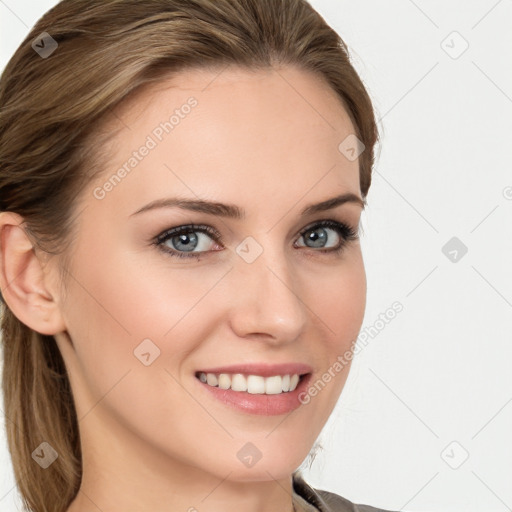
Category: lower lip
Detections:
[{"x1": 195, "y1": 373, "x2": 312, "y2": 416}]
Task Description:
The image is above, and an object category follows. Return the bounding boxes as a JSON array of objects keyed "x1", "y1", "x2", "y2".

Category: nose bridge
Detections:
[{"x1": 226, "y1": 236, "x2": 308, "y2": 340}]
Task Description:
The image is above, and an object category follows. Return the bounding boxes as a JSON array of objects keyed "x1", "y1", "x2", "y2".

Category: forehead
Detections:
[{"x1": 87, "y1": 65, "x2": 361, "y2": 219}]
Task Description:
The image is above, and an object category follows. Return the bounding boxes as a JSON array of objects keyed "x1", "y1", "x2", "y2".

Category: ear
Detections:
[{"x1": 0, "y1": 212, "x2": 66, "y2": 335}]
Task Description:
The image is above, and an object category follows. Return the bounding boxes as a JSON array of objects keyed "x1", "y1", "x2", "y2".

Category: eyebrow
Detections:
[{"x1": 130, "y1": 192, "x2": 366, "y2": 219}]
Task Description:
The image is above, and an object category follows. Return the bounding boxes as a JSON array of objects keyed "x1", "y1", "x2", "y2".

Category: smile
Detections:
[{"x1": 195, "y1": 372, "x2": 304, "y2": 394}]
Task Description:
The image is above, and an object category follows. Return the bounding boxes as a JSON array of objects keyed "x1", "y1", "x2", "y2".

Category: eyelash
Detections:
[{"x1": 152, "y1": 219, "x2": 359, "y2": 260}]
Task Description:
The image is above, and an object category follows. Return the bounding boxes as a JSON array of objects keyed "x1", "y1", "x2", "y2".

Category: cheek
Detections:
[
  {"x1": 60, "y1": 248, "x2": 216, "y2": 442},
  {"x1": 306, "y1": 252, "x2": 367, "y2": 347},
  {"x1": 294, "y1": 261, "x2": 365, "y2": 423},
  {"x1": 62, "y1": 246, "x2": 229, "y2": 368},
  {"x1": 306, "y1": 258, "x2": 365, "y2": 398}
]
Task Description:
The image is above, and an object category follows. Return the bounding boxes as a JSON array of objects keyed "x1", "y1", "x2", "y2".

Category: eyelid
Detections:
[
  {"x1": 154, "y1": 223, "x2": 223, "y2": 243},
  {"x1": 299, "y1": 218, "x2": 356, "y2": 235}
]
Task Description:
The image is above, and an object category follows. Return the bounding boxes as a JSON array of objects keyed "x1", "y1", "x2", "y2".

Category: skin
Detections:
[{"x1": 0, "y1": 65, "x2": 367, "y2": 512}]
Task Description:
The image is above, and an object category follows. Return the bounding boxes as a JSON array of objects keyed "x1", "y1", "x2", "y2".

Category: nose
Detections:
[{"x1": 225, "y1": 241, "x2": 308, "y2": 344}]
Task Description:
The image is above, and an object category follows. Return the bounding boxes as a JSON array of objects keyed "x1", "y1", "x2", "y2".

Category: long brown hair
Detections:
[{"x1": 0, "y1": 1, "x2": 379, "y2": 510}]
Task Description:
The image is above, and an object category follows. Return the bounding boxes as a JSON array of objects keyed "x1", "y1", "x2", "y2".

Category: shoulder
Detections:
[
  {"x1": 292, "y1": 471, "x2": 399, "y2": 512},
  {"x1": 316, "y1": 488, "x2": 398, "y2": 512}
]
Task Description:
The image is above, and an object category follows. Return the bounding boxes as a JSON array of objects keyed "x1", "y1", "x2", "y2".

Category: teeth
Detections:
[
  {"x1": 281, "y1": 374, "x2": 290, "y2": 392},
  {"x1": 218, "y1": 373, "x2": 231, "y2": 389},
  {"x1": 248, "y1": 374, "x2": 266, "y2": 394},
  {"x1": 231, "y1": 373, "x2": 246, "y2": 392},
  {"x1": 197, "y1": 372, "x2": 303, "y2": 394},
  {"x1": 206, "y1": 373, "x2": 218, "y2": 387}
]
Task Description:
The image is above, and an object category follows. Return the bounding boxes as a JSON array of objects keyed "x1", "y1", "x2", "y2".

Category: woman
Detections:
[{"x1": 0, "y1": 1, "x2": 394, "y2": 511}]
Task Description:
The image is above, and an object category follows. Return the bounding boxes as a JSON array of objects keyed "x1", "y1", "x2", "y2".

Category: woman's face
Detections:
[{"x1": 52, "y1": 65, "x2": 366, "y2": 483}]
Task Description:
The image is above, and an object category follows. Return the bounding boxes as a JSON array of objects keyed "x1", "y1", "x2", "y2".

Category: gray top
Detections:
[{"x1": 292, "y1": 471, "x2": 398, "y2": 512}]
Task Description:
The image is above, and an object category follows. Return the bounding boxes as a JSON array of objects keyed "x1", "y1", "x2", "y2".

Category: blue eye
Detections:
[
  {"x1": 154, "y1": 224, "x2": 222, "y2": 259},
  {"x1": 153, "y1": 220, "x2": 358, "y2": 260},
  {"x1": 296, "y1": 219, "x2": 359, "y2": 256}
]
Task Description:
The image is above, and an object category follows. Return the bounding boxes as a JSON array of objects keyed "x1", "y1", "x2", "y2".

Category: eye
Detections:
[
  {"x1": 295, "y1": 219, "x2": 359, "y2": 256},
  {"x1": 153, "y1": 224, "x2": 222, "y2": 259},
  {"x1": 153, "y1": 219, "x2": 359, "y2": 260}
]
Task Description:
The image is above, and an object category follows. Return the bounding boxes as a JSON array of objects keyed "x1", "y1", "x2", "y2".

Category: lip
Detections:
[
  {"x1": 194, "y1": 371, "x2": 313, "y2": 416},
  {"x1": 195, "y1": 362, "x2": 313, "y2": 377}
]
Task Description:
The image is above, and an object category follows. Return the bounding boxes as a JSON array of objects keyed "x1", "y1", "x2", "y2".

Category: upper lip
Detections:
[{"x1": 195, "y1": 363, "x2": 313, "y2": 377}]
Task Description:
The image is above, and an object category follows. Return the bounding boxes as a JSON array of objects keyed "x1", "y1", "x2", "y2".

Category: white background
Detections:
[{"x1": 1, "y1": 1, "x2": 511, "y2": 511}]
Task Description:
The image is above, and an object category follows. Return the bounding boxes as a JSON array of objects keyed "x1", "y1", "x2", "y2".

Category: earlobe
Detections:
[{"x1": 0, "y1": 211, "x2": 66, "y2": 335}]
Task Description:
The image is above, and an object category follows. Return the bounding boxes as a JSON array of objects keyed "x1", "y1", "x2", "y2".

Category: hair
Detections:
[{"x1": 0, "y1": 1, "x2": 379, "y2": 510}]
